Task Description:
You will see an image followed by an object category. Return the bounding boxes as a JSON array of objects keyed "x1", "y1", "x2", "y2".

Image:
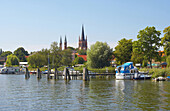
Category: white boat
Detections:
[
  {"x1": 0, "y1": 67, "x2": 21, "y2": 74},
  {"x1": 115, "y1": 62, "x2": 151, "y2": 80}
]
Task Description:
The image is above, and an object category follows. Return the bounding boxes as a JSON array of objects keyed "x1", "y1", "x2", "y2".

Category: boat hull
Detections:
[{"x1": 116, "y1": 73, "x2": 134, "y2": 80}]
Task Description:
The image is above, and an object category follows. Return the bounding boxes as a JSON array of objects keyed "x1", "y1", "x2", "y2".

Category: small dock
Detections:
[{"x1": 25, "y1": 67, "x2": 115, "y2": 81}]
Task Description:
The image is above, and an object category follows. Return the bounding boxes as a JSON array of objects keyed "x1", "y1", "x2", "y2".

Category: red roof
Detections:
[
  {"x1": 25, "y1": 56, "x2": 29, "y2": 58},
  {"x1": 78, "y1": 55, "x2": 87, "y2": 61}
]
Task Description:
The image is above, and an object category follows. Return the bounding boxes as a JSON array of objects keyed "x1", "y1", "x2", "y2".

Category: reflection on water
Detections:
[{"x1": 0, "y1": 74, "x2": 170, "y2": 110}]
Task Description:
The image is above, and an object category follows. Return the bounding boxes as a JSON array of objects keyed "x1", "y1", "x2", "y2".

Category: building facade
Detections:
[{"x1": 78, "y1": 25, "x2": 87, "y2": 50}]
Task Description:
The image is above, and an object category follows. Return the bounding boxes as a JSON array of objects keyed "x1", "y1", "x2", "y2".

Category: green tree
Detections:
[
  {"x1": 28, "y1": 52, "x2": 44, "y2": 68},
  {"x1": 6, "y1": 54, "x2": 19, "y2": 67},
  {"x1": 78, "y1": 50, "x2": 87, "y2": 55},
  {"x1": 61, "y1": 49, "x2": 72, "y2": 66},
  {"x1": 87, "y1": 41, "x2": 113, "y2": 68},
  {"x1": 0, "y1": 51, "x2": 12, "y2": 57},
  {"x1": 167, "y1": 55, "x2": 170, "y2": 67},
  {"x1": 14, "y1": 47, "x2": 29, "y2": 62},
  {"x1": 67, "y1": 46, "x2": 75, "y2": 51},
  {"x1": 161, "y1": 26, "x2": 170, "y2": 56},
  {"x1": 50, "y1": 41, "x2": 62, "y2": 68},
  {"x1": 131, "y1": 41, "x2": 144, "y2": 65},
  {"x1": 137, "y1": 26, "x2": 161, "y2": 68},
  {"x1": 74, "y1": 57, "x2": 85, "y2": 65},
  {"x1": 114, "y1": 38, "x2": 133, "y2": 65}
]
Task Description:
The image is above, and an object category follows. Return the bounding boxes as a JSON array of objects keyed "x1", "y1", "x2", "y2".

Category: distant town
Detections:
[{"x1": 0, "y1": 25, "x2": 170, "y2": 79}]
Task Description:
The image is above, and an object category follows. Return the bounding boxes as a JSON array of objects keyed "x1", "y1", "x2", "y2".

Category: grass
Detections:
[
  {"x1": 139, "y1": 67, "x2": 170, "y2": 78},
  {"x1": 74, "y1": 65, "x2": 115, "y2": 73}
]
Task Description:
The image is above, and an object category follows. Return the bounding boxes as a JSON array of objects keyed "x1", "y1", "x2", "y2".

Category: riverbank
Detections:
[{"x1": 139, "y1": 68, "x2": 170, "y2": 78}]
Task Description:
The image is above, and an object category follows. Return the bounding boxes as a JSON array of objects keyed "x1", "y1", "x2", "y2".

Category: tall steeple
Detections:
[
  {"x1": 78, "y1": 25, "x2": 87, "y2": 50},
  {"x1": 59, "y1": 36, "x2": 62, "y2": 50},
  {"x1": 64, "y1": 35, "x2": 67, "y2": 50},
  {"x1": 81, "y1": 25, "x2": 85, "y2": 40}
]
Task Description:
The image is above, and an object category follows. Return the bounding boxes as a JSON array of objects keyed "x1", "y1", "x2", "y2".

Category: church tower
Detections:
[
  {"x1": 64, "y1": 36, "x2": 67, "y2": 50},
  {"x1": 59, "y1": 36, "x2": 62, "y2": 50},
  {"x1": 78, "y1": 25, "x2": 87, "y2": 50}
]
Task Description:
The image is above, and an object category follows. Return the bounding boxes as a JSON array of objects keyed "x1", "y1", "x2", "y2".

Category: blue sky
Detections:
[{"x1": 0, "y1": 0, "x2": 169, "y2": 52}]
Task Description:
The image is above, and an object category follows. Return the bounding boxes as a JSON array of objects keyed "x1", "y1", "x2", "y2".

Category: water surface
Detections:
[{"x1": 0, "y1": 74, "x2": 170, "y2": 111}]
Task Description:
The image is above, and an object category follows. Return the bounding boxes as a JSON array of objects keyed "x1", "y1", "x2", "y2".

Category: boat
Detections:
[
  {"x1": 154, "y1": 77, "x2": 166, "y2": 81},
  {"x1": 115, "y1": 62, "x2": 151, "y2": 80},
  {"x1": 0, "y1": 67, "x2": 21, "y2": 74}
]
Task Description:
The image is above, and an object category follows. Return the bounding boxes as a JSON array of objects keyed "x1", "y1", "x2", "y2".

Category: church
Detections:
[{"x1": 59, "y1": 25, "x2": 88, "y2": 50}]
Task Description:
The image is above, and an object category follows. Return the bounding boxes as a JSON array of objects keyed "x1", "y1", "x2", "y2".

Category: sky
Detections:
[{"x1": 0, "y1": 0, "x2": 169, "y2": 53}]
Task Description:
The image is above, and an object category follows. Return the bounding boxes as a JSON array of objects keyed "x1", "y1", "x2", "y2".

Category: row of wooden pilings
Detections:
[{"x1": 25, "y1": 67, "x2": 90, "y2": 81}]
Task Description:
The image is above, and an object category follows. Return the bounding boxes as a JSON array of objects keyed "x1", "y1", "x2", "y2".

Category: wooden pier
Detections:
[{"x1": 25, "y1": 67, "x2": 115, "y2": 80}]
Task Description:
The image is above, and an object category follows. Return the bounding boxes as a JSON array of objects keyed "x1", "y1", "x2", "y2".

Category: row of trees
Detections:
[
  {"x1": 27, "y1": 42, "x2": 72, "y2": 68},
  {"x1": 114, "y1": 26, "x2": 170, "y2": 68},
  {"x1": 0, "y1": 47, "x2": 29, "y2": 62}
]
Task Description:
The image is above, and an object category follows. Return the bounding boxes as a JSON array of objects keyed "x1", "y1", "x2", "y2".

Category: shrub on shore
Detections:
[{"x1": 139, "y1": 68, "x2": 170, "y2": 78}]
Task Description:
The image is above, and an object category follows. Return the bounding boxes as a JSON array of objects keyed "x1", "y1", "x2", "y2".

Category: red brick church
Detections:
[
  {"x1": 59, "y1": 25, "x2": 88, "y2": 50},
  {"x1": 78, "y1": 25, "x2": 87, "y2": 50}
]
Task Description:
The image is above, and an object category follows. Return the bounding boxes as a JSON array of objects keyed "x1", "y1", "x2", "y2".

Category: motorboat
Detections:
[
  {"x1": 115, "y1": 62, "x2": 151, "y2": 80},
  {"x1": 0, "y1": 67, "x2": 21, "y2": 74}
]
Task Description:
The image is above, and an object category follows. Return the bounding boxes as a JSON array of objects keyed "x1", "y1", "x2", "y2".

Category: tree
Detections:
[
  {"x1": 67, "y1": 46, "x2": 75, "y2": 51},
  {"x1": 114, "y1": 38, "x2": 133, "y2": 65},
  {"x1": 50, "y1": 41, "x2": 62, "y2": 68},
  {"x1": 61, "y1": 49, "x2": 72, "y2": 66},
  {"x1": 161, "y1": 26, "x2": 170, "y2": 56},
  {"x1": 137, "y1": 26, "x2": 161, "y2": 68},
  {"x1": 77, "y1": 50, "x2": 87, "y2": 55},
  {"x1": 87, "y1": 41, "x2": 113, "y2": 68},
  {"x1": 131, "y1": 41, "x2": 144, "y2": 64},
  {"x1": 6, "y1": 54, "x2": 19, "y2": 67},
  {"x1": 167, "y1": 55, "x2": 170, "y2": 67},
  {"x1": 14, "y1": 47, "x2": 29, "y2": 62},
  {"x1": 28, "y1": 52, "x2": 44, "y2": 68},
  {"x1": 0, "y1": 51, "x2": 12, "y2": 57},
  {"x1": 74, "y1": 57, "x2": 85, "y2": 65}
]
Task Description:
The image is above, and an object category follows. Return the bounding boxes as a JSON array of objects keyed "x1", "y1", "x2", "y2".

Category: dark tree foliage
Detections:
[
  {"x1": 161, "y1": 26, "x2": 170, "y2": 56},
  {"x1": 137, "y1": 26, "x2": 161, "y2": 68},
  {"x1": 114, "y1": 38, "x2": 133, "y2": 65},
  {"x1": 74, "y1": 57, "x2": 85, "y2": 64},
  {"x1": 87, "y1": 41, "x2": 113, "y2": 68},
  {"x1": 14, "y1": 47, "x2": 29, "y2": 62},
  {"x1": 0, "y1": 51, "x2": 12, "y2": 57}
]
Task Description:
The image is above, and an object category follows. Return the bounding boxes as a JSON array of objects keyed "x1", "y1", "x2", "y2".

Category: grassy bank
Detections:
[
  {"x1": 139, "y1": 68, "x2": 170, "y2": 78},
  {"x1": 74, "y1": 66, "x2": 115, "y2": 73}
]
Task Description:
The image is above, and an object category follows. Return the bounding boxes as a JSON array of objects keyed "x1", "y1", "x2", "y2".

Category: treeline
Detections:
[
  {"x1": 0, "y1": 47, "x2": 29, "y2": 66},
  {"x1": 114, "y1": 26, "x2": 170, "y2": 68},
  {"x1": 28, "y1": 42, "x2": 72, "y2": 68},
  {"x1": 1, "y1": 26, "x2": 170, "y2": 69}
]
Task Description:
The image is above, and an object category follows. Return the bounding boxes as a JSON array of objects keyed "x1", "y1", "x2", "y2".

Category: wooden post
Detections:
[
  {"x1": 76, "y1": 71, "x2": 77, "y2": 80},
  {"x1": 37, "y1": 68, "x2": 41, "y2": 79},
  {"x1": 25, "y1": 67, "x2": 30, "y2": 79},
  {"x1": 83, "y1": 68, "x2": 89, "y2": 81},
  {"x1": 54, "y1": 68, "x2": 57, "y2": 80},
  {"x1": 47, "y1": 68, "x2": 50, "y2": 79},
  {"x1": 64, "y1": 68, "x2": 71, "y2": 80},
  {"x1": 64, "y1": 68, "x2": 67, "y2": 80},
  {"x1": 67, "y1": 68, "x2": 71, "y2": 80}
]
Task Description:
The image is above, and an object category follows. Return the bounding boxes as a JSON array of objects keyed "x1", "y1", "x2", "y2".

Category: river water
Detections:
[{"x1": 0, "y1": 74, "x2": 170, "y2": 111}]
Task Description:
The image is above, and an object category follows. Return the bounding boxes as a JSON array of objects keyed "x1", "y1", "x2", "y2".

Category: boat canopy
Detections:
[{"x1": 116, "y1": 62, "x2": 134, "y2": 73}]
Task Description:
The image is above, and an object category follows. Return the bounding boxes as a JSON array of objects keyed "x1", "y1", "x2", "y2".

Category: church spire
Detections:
[
  {"x1": 81, "y1": 25, "x2": 85, "y2": 40},
  {"x1": 59, "y1": 36, "x2": 62, "y2": 50},
  {"x1": 64, "y1": 35, "x2": 67, "y2": 50},
  {"x1": 60, "y1": 36, "x2": 62, "y2": 43}
]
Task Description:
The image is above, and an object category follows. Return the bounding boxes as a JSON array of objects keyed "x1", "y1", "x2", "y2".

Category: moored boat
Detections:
[{"x1": 115, "y1": 62, "x2": 151, "y2": 80}]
